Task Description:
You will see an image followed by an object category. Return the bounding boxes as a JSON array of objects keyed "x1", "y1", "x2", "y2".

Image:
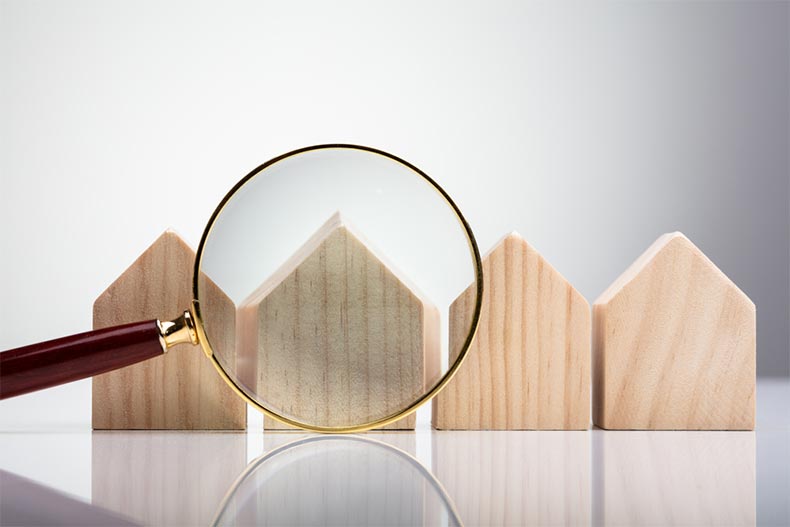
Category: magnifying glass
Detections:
[{"x1": 0, "y1": 144, "x2": 483, "y2": 432}]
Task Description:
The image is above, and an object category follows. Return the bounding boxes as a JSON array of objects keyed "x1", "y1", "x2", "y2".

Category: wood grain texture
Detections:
[
  {"x1": 237, "y1": 213, "x2": 440, "y2": 430},
  {"x1": 432, "y1": 232, "x2": 591, "y2": 430},
  {"x1": 92, "y1": 230, "x2": 245, "y2": 430},
  {"x1": 592, "y1": 232, "x2": 755, "y2": 430}
]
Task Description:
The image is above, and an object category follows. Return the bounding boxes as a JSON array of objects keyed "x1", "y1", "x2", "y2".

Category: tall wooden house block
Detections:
[
  {"x1": 92, "y1": 230, "x2": 245, "y2": 430},
  {"x1": 238, "y1": 213, "x2": 440, "y2": 430},
  {"x1": 432, "y1": 232, "x2": 591, "y2": 430},
  {"x1": 593, "y1": 232, "x2": 755, "y2": 430}
]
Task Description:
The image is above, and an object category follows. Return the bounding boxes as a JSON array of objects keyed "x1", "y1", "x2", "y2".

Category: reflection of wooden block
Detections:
[
  {"x1": 263, "y1": 431, "x2": 417, "y2": 458},
  {"x1": 238, "y1": 213, "x2": 440, "y2": 430},
  {"x1": 433, "y1": 233, "x2": 590, "y2": 430},
  {"x1": 433, "y1": 431, "x2": 591, "y2": 526},
  {"x1": 595, "y1": 431, "x2": 755, "y2": 525},
  {"x1": 593, "y1": 232, "x2": 755, "y2": 430},
  {"x1": 92, "y1": 230, "x2": 245, "y2": 430},
  {"x1": 229, "y1": 437, "x2": 431, "y2": 526},
  {"x1": 92, "y1": 432, "x2": 246, "y2": 526}
]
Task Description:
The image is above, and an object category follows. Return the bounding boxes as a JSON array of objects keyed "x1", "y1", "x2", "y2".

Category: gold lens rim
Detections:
[{"x1": 192, "y1": 143, "x2": 483, "y2": 433}]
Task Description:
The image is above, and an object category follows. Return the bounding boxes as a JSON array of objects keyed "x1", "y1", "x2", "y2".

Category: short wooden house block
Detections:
[
  {"x1": 433, "y1": 232, "x2": 591, "y2": 430},
  {"x1": 593, "y1": 232, "x2": 755, "y2": 430}
]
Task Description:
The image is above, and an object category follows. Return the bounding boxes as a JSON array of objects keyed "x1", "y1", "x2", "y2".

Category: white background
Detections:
[{"x1": 1, "y1": 1, "x2": 788, "y2": 430}]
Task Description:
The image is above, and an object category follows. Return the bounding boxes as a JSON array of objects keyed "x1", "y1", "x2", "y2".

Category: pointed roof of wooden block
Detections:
[
  {"x1": 240, "y1": 212, "x2": 435, "y2": 309},
  {"x1": 594, "y1": 232, "x2": 753, "y2": 307},
  {"x1": 95, "y1": 229, "x2": 194, "y2": 304},
  {"x1": 472, "y1": 230, "x2": 586, "y2": 303}
]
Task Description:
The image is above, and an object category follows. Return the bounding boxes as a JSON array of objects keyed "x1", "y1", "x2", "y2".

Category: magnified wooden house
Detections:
[{"x1": 237, "y1": 212, "x2": 440, "y2": 430}]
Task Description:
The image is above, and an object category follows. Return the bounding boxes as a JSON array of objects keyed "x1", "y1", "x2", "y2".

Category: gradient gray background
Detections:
[{"x1": 0, "y1": 1, "x2": 788, "y2": 427}]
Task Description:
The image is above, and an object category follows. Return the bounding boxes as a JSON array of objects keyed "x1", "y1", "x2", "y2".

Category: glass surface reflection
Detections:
[
  {"x1": 0, "y1": 426, "x2": 774, "y2": 527},
  {"x1": 432, "y1": 431, "x2": 591, "y2": 526},
  {"x1": 213, "y1": 436, "x2": 460, "y2": 526},
  {"x1": 593, "y1": 431, "x2": 756, "y2": 526},
  {"x1": 92, "y1": 432, "x2": 246, "y2": 527}
]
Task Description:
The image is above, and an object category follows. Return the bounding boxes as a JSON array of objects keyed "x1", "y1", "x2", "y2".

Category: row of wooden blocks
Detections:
[{"x1": 92, "y1": 222, "x2": 755, "y2": 431}]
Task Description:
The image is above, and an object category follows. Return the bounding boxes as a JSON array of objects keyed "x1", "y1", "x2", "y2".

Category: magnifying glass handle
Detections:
[{"x1": 0, "y1": 320, "x2": 165, "y2": 400}]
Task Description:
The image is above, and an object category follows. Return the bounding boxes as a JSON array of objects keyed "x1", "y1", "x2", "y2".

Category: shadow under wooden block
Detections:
[
  {"x1": 432, "y1": 430, "x2": 591, "y2": 526},
  {"x1": 92, "y1": 431, "x2": 246, "y2": 527},
  {"x1": 433, "y1": 232, "x2": 591, "y2": 430},
  {"x1": 593, "y1": 232, "x2": 756, "y2": 430},
  {"x1": 593, "y1": 431, "x2": 755, "y2": 526},
  {"x1": 237, "y1": 213, "x2": 440, "y2": 431},
  {"x1": 92, "y1": 230, "x2": 245, "y2": 430}
]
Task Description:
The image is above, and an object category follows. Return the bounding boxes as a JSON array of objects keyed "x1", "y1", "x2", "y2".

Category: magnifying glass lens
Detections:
[{"x1": 196, "y1": 147, "x2": 478, "y2": 430}]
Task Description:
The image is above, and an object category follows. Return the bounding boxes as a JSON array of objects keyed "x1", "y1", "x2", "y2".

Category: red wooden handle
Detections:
[{"x1": 0, "y1": 320, "x2": 164, "y2": 400}]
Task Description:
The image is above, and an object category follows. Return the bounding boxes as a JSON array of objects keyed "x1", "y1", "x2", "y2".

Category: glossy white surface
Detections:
[{"x1": 0, "y1": 379, "x2": 787, "y2": 526}]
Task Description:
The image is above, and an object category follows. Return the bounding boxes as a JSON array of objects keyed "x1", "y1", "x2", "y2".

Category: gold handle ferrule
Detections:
[{"x1": 157, "y1": 311, "x2": 199, "y2": 351}]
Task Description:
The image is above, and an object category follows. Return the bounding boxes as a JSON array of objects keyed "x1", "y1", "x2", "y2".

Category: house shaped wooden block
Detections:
[
  {"x1": 237, "y1": 212, "x2": 440, "y2": 430},
  {"x1": 432, "y1": 232, "x2": 591, "y2": 430},
  {"x1": 593, "y1": 232, "x2": 755, "y2": 430},
  {"x1": 92, "y1": 230, "x2": 245, "y2": 430}
]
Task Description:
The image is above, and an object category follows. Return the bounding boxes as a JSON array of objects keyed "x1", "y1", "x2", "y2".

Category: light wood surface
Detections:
[
  {"x1": 237, "y1": 213, "x2": 440, "y2": 431},
  {"x1": 432, "y1": 232, "x2": 591, "y2": 430},
  {"x1": 92, "y1": 230, "x2": 245, "y2": 430},
  {"x1": 592, "y1": 232, "x2": 755, "y2": 430}
]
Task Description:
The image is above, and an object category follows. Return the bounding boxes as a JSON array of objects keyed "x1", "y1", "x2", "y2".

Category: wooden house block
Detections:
[
  {"x1": 237, "y1": 213, "x2": 440, "y2": 430},
  {"x1": 593, "y1": 232, "x2": 755, "y2": 430},
  {"x1": 92, "y1": 230, "x2": 245, "y2": 430},
  {"x1": 432, "y1": 232, "x2": 591, "y2": 430}
]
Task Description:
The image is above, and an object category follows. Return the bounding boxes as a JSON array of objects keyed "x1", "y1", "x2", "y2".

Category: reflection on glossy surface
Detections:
[
  {"x1": 262, "y1": 430, "x2": 418, "y2": 457},
  {"x1": 91, "y1": 432, "x2": 246, "y2": 527},
  {"x1": 213, "y1": 436, "x2": 460, "y2": 527},
  {"x1": 432, "y1": 431, "x2": 591, "y2": 526},
  {"x1": 594, "y1": 431, "x2": 756, "y2": 526},
  {"x1": 0, "y1": 380, "x2": 785, "y2": 527}
]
